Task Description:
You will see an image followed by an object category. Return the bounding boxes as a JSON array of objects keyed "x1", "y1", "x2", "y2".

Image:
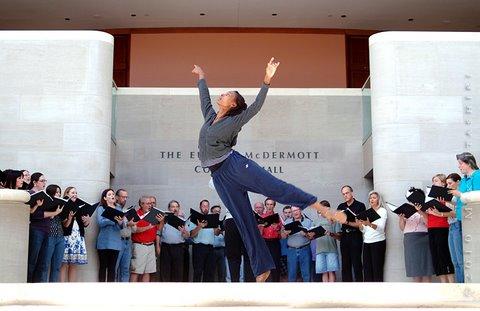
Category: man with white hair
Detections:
[{"x1": 281, "y1": 206, "x2": 313, "y2": 282}]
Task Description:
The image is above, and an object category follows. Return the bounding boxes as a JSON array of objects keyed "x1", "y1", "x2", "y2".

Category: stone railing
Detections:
[
  {"x1": 460, "y1": 190, "x2": 480, "y2": 283},
  {"x1": 0, "y1": 189, "x2": 30, "y2": 282}
]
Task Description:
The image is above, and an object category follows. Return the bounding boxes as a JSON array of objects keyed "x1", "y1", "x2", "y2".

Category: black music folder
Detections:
[
  {"x1": 142, "y1": 208, "x2": 168, "y2": 225},
  {"x1": 26, "y1": 190, "x2": 53, "y2": 209},
  {"x1": 51, "y1": 197, "x2": 68, "y2": 211},
  {"x1": 421, "y1": 199, "x2": 452, "y2": 213},
  {"x1": 284, "y1": 221, "x2": 303, "y2": 235},
  {"x1": 189, "y1": 209, "x2": 220, "y2": 228},
  {"x1": 78, "y1": 200, "x2": 98, "y2": 217},
  {"x1": 47, "y1": 196, "x2": 72, "y2": 213},
  {"x1": 427, "y1": 185, "x2": 453, "y2": 202},
  {"x1": 101, "y1": 207, "x2": 124, "y2": 223},
  {"x1": 66, "y1": 199, "x2": 80, "y2": 214},
  {"x1": 300, "y1": 225, "x2": 326, "y2": 239},
  {"x1": 386, "y1": 202, "x2": 417, "y2": 219},
  {"x1": 343, "y1": 208, "x2": 357, "y2": 222},
  {"x1": 406, "y1": 188, "x2": 425, "y2": 205},
  {"x1": 124, "y1": 207, "x2": 141, "y2": 222},
  {"x1": 59, "y1": 198, "x2": 88, "y2": 219},
  {"x1": 165, "y1": 213, "x2": 186, "y2": 229},
  {"x1": 219, "y1": 216, "x2": 226, "y2": 231},
  {"x1": 60, "y1": 198, "x2": 85, "y2": 220},
  {"x1": 355, "y1": 208, "x2": 381, "y2": 222},
  {"x1": 255, "y1": 213, "x2": 280, "y2": 227},
  {"x1": 58, "y1": 199, "x2": 72, "y2": 220}
]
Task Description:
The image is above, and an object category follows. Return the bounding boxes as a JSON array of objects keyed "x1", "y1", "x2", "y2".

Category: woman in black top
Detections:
[
  {"x1": 192, "y1": 58, "x2": 330, "y2": 282},
  {"x1": 27, "y1": 172, "x2": 62, "y2": 282}
]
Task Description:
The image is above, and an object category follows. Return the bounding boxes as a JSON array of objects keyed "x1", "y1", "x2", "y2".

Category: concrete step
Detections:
[{"x1": 0, "y1": 282, "x2": 479, "y2": 310}]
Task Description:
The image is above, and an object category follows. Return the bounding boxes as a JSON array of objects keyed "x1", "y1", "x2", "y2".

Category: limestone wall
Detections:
[
  {"x1": 113, "y1": 87, "x2": 370, "y2": 224},
  {"x1": 0, "y1": 31, "x2": 114, "y2": 281},
  {"x1": 369, "y1": 31, "x2": 480, "y2": 281}
]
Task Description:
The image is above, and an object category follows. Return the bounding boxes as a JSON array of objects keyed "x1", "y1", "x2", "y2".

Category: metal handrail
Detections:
[
  {"x1": 361, "y1": 76, "x2": 370, "y2": 91},
  {"x1": 361, "y1": 76, "x2": 372, "y2": 144}
]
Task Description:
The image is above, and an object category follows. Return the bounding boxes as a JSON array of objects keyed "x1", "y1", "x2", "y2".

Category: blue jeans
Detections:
[
  {"x1": 212, "y1": 151, "x2": 317, "y2": 277},
  {"x1": 28, "y1": 228, "x2": 49, "y2": 282},
  {"x1": 287, "y1": 245, "x2": 311, "y2": 282},
  {"x1": 38, "y1": 235, "x2": 65, "y2": 282},
  {"x1": 448, "y1": 221, "x2": 464, "y2": 283},
  {"x1": 115, "y1": 238, "x2": 132, "y2": 282}
]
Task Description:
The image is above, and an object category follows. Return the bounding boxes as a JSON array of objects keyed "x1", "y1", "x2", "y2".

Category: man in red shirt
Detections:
[
  {"x1": 258, "y1": 198, "x2": 282, "y2": 282},
  {"x1": 130, "y1": 196, "x2": 164, "y2": 282}
]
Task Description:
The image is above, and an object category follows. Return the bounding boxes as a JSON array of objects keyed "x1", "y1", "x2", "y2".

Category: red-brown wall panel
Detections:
[{"x1": 129, "y1": 32, "x2": 347, "y2": 88}]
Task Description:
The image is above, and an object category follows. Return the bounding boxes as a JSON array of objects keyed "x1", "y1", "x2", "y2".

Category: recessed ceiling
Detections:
[{"x1": 0, "y1": 0, "x2": 479, "y2": 31}]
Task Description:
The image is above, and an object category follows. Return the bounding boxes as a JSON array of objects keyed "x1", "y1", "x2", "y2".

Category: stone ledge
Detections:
[
  {"x1": 0, "y1": 189, "x2": 30, "y2": 203},
  {"x1": 461, "y1": 191, "x2": 480, "y2": 204},
  {"x1": 116, "y1": 87, "x2": 363, "y2": 96},
  {"x1": 0, "y1": 283, "x2": 478, "y2": 309}
]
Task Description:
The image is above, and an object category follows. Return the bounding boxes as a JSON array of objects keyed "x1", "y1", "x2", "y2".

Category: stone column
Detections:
[
  {"x1": 369, "y1": 31, "x2": 480, "y2": 281},
  {"x1": 0, "y1": 31, "x2": 114, "y2": 281}
]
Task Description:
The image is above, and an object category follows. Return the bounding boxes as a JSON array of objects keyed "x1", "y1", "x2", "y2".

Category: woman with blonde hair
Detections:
[
  {"x1": 415, "y1": 174, "x2": 454, "y2": 283},
  {"x1": 356, "y1": 190, "x2": 387, "y2": 282},
  {"x1": 60, "y1": 187, "x2": 91, "y2": 282}
]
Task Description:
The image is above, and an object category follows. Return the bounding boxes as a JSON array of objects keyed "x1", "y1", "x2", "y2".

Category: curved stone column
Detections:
[
  {"x1": 0, "y1": 31, "x2": 114, "y2": 281},
  {"x1": 369, "y1": 32, "x2": 480, "y2": 281},
  {"x1": 0, "y1": 190, "x2": 30, "y2": 282}
]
